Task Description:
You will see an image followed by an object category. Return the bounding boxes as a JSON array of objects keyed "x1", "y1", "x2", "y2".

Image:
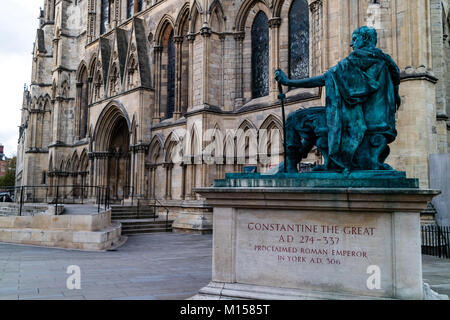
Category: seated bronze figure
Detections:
[{"x1": 275, "y1": 26, "x2": 401, "y2": 174}]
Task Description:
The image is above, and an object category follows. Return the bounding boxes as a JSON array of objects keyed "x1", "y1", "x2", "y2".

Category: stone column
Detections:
[
  {"x1": 233, "y1": 32, "x2": 245, "y2": 109},
  {"x1": 268, "y1": 17, "x2": 281, "y2": 102},
  {"x1": 91, "y1": 155, "x2": 97, "y2": 197},
  {"x1": 310, "y1": 0, "x2": 323, "y2": 76},
  {"x1": 115, "y1": 153, "x2": 120, "y2": 199},
  {"x1": 180, "y1": 163, "x2": 186, "y2": 200},
  {"x1": 164, "y1": 162, "x2": 174, "y2": 200},
  {"x1": 129, "y1": 147, "x2": 135, "y2": 197},
  {"x1": 152, "y1": 165, "x2": 157, "y2": 199},
  {"x1": 184, "y1": 155, "x2": 197, "y2": 200},
  {"x1": 200, "y1": 25, "x2": 211, "y2": 108},
  {"x1": 187, "y1": 34, "x2": 195, "y2": 110},
  {"x1": 174, "y1": 36, "x2": 184, "y2": 120},
  {"x1": 136, "y1": 147, "x2": 147, "y2": 197}
]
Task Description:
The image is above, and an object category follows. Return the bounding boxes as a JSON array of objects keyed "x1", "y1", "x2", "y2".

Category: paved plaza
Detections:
[
  {"x1": 0, "y1": 232, "x2": 449, "y2": 300},
  {"x1": 0, "y1": 233, "x2": 212, "y2": 300},
  {"x1": 422, "y1": 255, "x2": 450, "y2": 298}
]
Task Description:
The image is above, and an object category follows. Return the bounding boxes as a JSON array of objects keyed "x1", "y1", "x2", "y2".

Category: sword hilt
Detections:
[{"x1": 278, "y1": 82, "x2": 286, "y2": 100}]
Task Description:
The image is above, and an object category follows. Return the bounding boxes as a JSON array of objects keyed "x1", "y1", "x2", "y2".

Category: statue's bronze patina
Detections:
[{"x1": 275, "y1": 26, "x2": 401, "y2": 174}]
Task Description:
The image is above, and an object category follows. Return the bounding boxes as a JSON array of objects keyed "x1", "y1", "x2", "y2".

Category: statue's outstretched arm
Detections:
[{"x1": 275, "y1": 69, "x2": 326, "y2": 88}]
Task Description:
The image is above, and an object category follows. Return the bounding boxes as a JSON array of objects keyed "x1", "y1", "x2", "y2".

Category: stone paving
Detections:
[
  {"x1": 422, "y1": 255, "x2": 450, "y2": 297},
  {"x1": 0, "y1": 233, "x2": 212, "y2": 300},
  {"x1": 0, "y1": 232, "x2": 449, "y2": 300}
]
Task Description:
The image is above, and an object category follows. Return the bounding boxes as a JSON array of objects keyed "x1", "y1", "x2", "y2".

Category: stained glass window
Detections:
[
  {"x1": 100, "y1": 0, "x2": 109, "y2": 35},
  {"x1": 127, "y1": 0, "x2": 134, "y2": 18},
  {"x1": 167, "y1": 31, "x2": 176, "y2": 119},
  {"x1": 289, "y1": 0, "x2": 309, "y2": 80},
  {"x1": 251, "y1": 11, "x2": 270, "y2": 99}
]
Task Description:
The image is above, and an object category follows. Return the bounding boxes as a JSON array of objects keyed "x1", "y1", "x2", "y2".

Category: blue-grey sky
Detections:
[{"x1": 0, "y1": 0, "x2": 43, "y2": 157}]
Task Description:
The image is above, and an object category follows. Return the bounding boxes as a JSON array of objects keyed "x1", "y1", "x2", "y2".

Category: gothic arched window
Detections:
[
  {"x1": 100, "y1": 0, "x2": 109, "y2": 35},
  {"x1": 127, "y1": 0, "x2": 134, "y2": 18},
  {"x1": 289, "y1": 0, "x2": 309, "y2": 80},
  {"x1": 166, "y1": 31, "x2": 176, "y2": 119},
  {"x1": 251, "y1": 11, "x2": 269, "y2": 99},
  {"x1": 77, "y1": 67, "x2": 89, "y2": 139}
]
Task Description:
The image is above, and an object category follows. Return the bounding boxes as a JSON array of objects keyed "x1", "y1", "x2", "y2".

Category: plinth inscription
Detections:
[
  {"x1": 249, "y1": 223, "x2": 374, "y2": 264},
  {"x1": 235, "y1": 209, "x2": 394, "y2": 297}
]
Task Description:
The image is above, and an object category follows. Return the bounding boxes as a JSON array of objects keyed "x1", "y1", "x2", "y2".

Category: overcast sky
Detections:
[{"x1": 0, "y1": 0, "x2": 43, "y2": 157}]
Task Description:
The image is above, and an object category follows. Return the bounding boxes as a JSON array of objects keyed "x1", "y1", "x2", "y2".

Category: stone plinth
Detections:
[
  {"x1": 171, "y1": 200, "x2": 213, "y2": 234},
  {"x1": 215, "y1": 171, "x2": 419, "y2": 188},
  {"x1": 0, "y1": 209, "x2": 123, "y2": 251},
  {"x1": 194, "y1": 186, "x2": 439, "y2": 300}
]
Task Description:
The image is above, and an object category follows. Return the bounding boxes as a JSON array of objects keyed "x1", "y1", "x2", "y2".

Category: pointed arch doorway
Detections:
[
  {"x1": 94, "y1": 104, "x2": 132, "y2": 201},
  {"x1": 107, "y1": 116, "x2": 131, "y2": 199}
]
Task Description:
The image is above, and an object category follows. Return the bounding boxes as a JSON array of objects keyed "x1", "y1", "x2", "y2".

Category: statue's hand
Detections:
[{"x1": 275, "y1": 69, "x2": 289, "y2": 86}]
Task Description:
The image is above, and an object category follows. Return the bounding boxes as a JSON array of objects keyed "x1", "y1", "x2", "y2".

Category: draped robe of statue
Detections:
[{"x1": 324, "y1": 47, "x2": 401, "y2": 170}]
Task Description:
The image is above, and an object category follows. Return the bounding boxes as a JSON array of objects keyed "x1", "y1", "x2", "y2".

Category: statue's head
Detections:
[{"x1": 350, "y1": 26, "x2": 378, "y2": 50}]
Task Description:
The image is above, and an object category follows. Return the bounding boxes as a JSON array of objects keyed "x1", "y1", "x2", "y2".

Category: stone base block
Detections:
[
  {"x1": 217, "y1": 171, "x2": 418, "y2": 188},
  {"x1": 195, "y1": 186, "x2": 439, "y2": 300},
  {"x1": 172, "y1": 211, "x2": 213, "y2": 234},
  {"x1": 0, "y1": 209, "x2": 124, "y2": 251},
  {"x1": 193, "y1": 281, "x2": 449, "y2": 300},
  {"x1": 192, "y1": 281, "x2": 392, "y2": 300},
  {"x1": 0, "y1": 222, "x2": 123, "y2": 251}
]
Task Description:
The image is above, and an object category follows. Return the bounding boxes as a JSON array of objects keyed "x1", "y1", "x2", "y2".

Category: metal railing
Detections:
[
  {"x1": 0, "y1": 185, "x2": 110, "y2": 215},
  {"x1": 112, "y1": 193, "x2": 172, "y2": 232},
  {"x1": 153, "y1": 198, "x2": 171, "y2": 232},
  {"x1": 421, "y1": 225, "x2": 450, "y2": 259}
]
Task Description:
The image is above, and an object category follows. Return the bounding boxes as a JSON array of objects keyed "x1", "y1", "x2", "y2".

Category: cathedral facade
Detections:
[{"x1": 16, "y1": 0, "x2": 450, "y2": 231}]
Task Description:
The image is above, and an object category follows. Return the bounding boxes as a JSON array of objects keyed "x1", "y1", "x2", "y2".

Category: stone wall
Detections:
[
  {"x1": 0, "y1": 203, "x2": 64, "y2": 217},
  {"x1": 429, "y1": 154, "x2": 450, "y2": 226}
]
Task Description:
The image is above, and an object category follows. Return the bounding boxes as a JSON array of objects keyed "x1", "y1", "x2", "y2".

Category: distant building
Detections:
[{"x1": 0, "y1": 145, "x2": 9, "y2": 178}]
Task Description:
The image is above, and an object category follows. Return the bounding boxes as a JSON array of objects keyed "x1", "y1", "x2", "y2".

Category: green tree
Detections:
[{"x1": 0, "y1": 156, "x2": 16, "y2": 187}]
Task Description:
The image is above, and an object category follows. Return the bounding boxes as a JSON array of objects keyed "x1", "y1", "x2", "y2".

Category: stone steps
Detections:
[
  {"x1": 120, "y1": 221, "x2": 171, "y2": 228},
  {"x1": 111, "y1": 206, "x2": 172, "y2": 235},
  {"x1": 111, "y1": 205, "x2": 157, "y2": 220},
  {"x1": 111, "y1": 207, "x2": 155, "y2": 213},
  {"x1": 121, "y1": 227, "x2": 173, "y2": 235},
  {"x1": 121, "y1": 221, "x2": 173, "y2": 235},
  {"x1": 112, "y1": 214, "x2": 157, "y2": 219}
]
